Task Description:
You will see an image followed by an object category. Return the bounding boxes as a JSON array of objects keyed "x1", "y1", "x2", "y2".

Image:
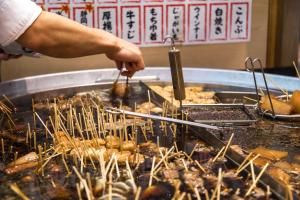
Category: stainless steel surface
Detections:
[
  {"x1": 0, "y1": 67, "x2": 299, "y2": 98},
  {"x1": 246, "y1": 57, "x2": 300, "y2": 120},
  {"x1": 105, "y1": 107, "x2": 220, "y2": 130},
  {"x1": 183, "y1": 103, "x2": 257, "y2": 126}
]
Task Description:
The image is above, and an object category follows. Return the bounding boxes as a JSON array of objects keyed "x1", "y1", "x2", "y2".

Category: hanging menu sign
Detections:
[{"x1": 34, "y1": 0, "x2": 252, "y2": 47}]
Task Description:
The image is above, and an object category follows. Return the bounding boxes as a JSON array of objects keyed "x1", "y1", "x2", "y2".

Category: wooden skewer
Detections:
[
  {"x1": 76, "y1": 183, "x2": 83, "y2": 200},
  {"x1": 173, "y1": 142, "x2": 179, "y2": 153},
  {"x1": 50, "y1": 178, "x2": 57, "y2": 188},
  {"x1": 99, "y1": 150, "x2": 107, "y2": 179},
  {"x1": 212, "y1": 146, "x2": 225, "y2": 162},
  {"x1": 243, "y1": 96, "x2": 258, "y2": 103},
  {"x1": 32, "y1": 99, "x2": 37, "y2": 130},
  {"x1": 105, "y1": 154, "x2": 116, "y2": 174},
  {"x1": 250, "y1": 160, "x2": 256, "y2": 183},
  {"x1": 236, "y1": 154, "x2": 260, "y2": 175},
  {"x1": 14, "y1": 151, "x2": 18, "y2": 166},
  {"x1": 189, "y1": 143, "x2": 198, "y2": 157},
  {"x1": 293, "y1": 61, "x2": 300, "y2": 79},
  {"x1": 147, "y1": 90, "x2": 151, "y2": 114},
  {"x1": 0, "y1": 101, "x2": 12, "y2": 113},
  {"x1": 10, "y1": 183, "x2": 30, "y2": 200},
  {"x1": 153, "y1": 166, "x2": 162, "y2": 175},
  {"x1": 38, "y1": 145, "x2": 44, "y2": 176},
  {"x1": 217, "y1": 168, "x2": 222, "y2": 200},
  {"x1": 287, "y1": 185, "x2": 293, "y2": 200},
  {"x1": 126, "y1": 159, "x2": 137, "y2": 192},
  {"x1": 185, "y1": 112, "x2": 189, "y2": 133},
  {"x1": 266, "y1": 77, "x2": 288, "y2": 96},
  {"x1": 178, "y1": 192, "x2": 186, "y2": 200},
  {"x1": 236, "y1": 152, "x2": 253, "y2": 172},
  {"x1": 86, "y1": 172, "x2": 92, "y2": 193},
  {"x1": 33, "y1": 131, "x2": 37, "y2": 150},
  {"x1": 148, "y1": 156, "x2": 156, "y2": 187},
  {"x1": 73, "y1": 166, "x2": 92, "y2": 200},
  {"x1": 194, "y1": 187, "x2": 201, "y2": 200},
  {"x1": 204, "y1": 189, "x2": 210, "y2": 200},
  {"x1": 153, "y1": 146, "x2": 174, "y2": 171},
  {"x1": 9, "y1": 145, "x2": 13, "y2": 153},
  {"x1": 159, "y1": 148, "x2": 169, "y2": 169},
  {"x1": 62, "y1": 154, "x2": 71, "y2": 175},
  {"x1": 2, "y1": 95, "x2": 16, "y2": 110},
  {"x1": 113, "y1": 155, "x2": 120, "y2": 178},
  {"x1": 181, "y1": 158, "x2": 188, "y2": 171},
  {"x1": 221, "y1": 133, "x2": 234, "y2": 158},
  {"x1": 266, "y1": 185, "x2": 270, "y2": 200},
  {"x1": 1, "y1": 138, "x2": 4, "y2": 155},
  {"x1": 195, "y1": 160, "x2": 206, "y2": 173},
  {"x1": 141, "y1": 124, "x2": 148, "y2": 141},
  {"x1": 245, "y1": 163, "x2": 269, "y2": 197},
  {"x1": 108, "y1": 170, "x2": 113, "y2": 200},
  {"x1": 135, "y1": 187, "x2": 142, "y2": 200},
  {"x1": 35, "y1": 112, "x2": 54, "y2": 138}
]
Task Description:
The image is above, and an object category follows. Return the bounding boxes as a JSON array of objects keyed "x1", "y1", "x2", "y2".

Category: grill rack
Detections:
[
  {"x1": 141, "y1": 81, "x2": 298, "y2": 200},
  {"x1": 245, "y1": 57, "x2": 300, "y2": 121}
]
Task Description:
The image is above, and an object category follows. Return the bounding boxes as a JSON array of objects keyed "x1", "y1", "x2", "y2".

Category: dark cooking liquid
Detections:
[{"x1": 0, "y1": 82, "x2": 299, "y2": 199}]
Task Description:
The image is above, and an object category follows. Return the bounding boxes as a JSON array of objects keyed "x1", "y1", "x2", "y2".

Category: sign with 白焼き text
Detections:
[{"x1": 32, "y1": 0, "x2": 252, "y2": 47}]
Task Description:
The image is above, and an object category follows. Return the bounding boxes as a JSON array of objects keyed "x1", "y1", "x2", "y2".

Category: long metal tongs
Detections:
[
  {"x1": 244, "y1": 57, "x2": 276, "y2": 117},
  {"x1": 105, "y1": 107, "x2": 220, "y2": 130}
]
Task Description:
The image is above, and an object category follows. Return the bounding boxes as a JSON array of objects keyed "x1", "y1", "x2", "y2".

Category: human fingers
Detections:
[
  {"x1": 115, "y1": 61, "x2": 123, "y2": 70},
  {"x1": 0, "y1": 53, "x2": 9, "y2": 60},
  {"x1": 9, "y1": 54, "x2": 22, "y2": 59},
  {"x1": 121, "y1": 70, "x2": 135, "y2": 78}
]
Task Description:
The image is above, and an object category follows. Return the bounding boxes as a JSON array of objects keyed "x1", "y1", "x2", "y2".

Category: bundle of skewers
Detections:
[{"x1": 0, "y1": 88, "x2": 298, "y2": 200}]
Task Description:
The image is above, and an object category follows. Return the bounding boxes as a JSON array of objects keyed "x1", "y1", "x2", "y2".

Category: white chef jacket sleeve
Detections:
[{"x1": 0, "y1": 0, "x2": 42, "y2": 46}]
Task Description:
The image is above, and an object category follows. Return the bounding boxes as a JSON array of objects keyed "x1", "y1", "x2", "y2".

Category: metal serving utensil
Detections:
[
  {"x1": 105, "y1": 107, "x2": 220, "y2": 130},
  {"x1": 111, "y1": 69, "x2": 122, "y2": 94},
  {"x1": 245, "y1": 57, "x2": 300, "y2": 121},
  {"x1": 163, "y1": 35, "x2": 186, "y2": 111}
]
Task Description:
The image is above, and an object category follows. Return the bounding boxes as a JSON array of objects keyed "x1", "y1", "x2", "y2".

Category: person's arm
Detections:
[{"x1": 17, "y1": 11, "x2": 144, "y2": 76}]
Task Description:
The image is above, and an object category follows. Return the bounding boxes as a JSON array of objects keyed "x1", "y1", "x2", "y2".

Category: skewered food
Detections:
[
  {"x1": 7, "y1": 152, "x2": 38, "y2": 167},
  {"x1": 122, "y1": 140, "x2": 136, "y2": 152},
  {"x1": 106, "y1": 135, "x2": 120, "y2": 149},
  {"x1": 260, "y1": 95, "x2": 294, "y2": 115},
  {"x1": 291, "y1": 90, "x2": 300, "y2": 114},
  {"x1": 111, "y1": 83, "x2": 129, "y2": 98},
  {"x1": 149, "y1": 85, "x2": 216, "y2": 106},
  {"x1": 251, "y1": 146, "x2": 288, "y2": 161},
  {"x1": 5, "y1": 161, "x2": 38, "y2": 175},
  {"x1": 268, "y1": 167, "x2": 290, "y2": 185},
  {"x1": 1, "y1": 85, "x2": 299, "y2": 200}
]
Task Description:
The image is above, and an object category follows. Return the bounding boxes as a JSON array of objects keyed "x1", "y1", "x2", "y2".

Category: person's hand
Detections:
[
  {"x1": 0, "y1": 49, "x2": 22, "y2": 61},
  {"x1": 106, "y1": 38, "x2": 145, "y2": 77}
]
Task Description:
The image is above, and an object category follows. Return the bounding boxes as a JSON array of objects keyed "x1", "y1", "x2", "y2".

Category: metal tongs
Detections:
[
  {"x1": 111, "y1": 65, "x2": 130, "y2": 96},
  {"x1": 245, "y1": 57, "x2": 300, "y2": 120},
  {"x1": 105, "y1": 107, "x2": 220, "y2": 130}
]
